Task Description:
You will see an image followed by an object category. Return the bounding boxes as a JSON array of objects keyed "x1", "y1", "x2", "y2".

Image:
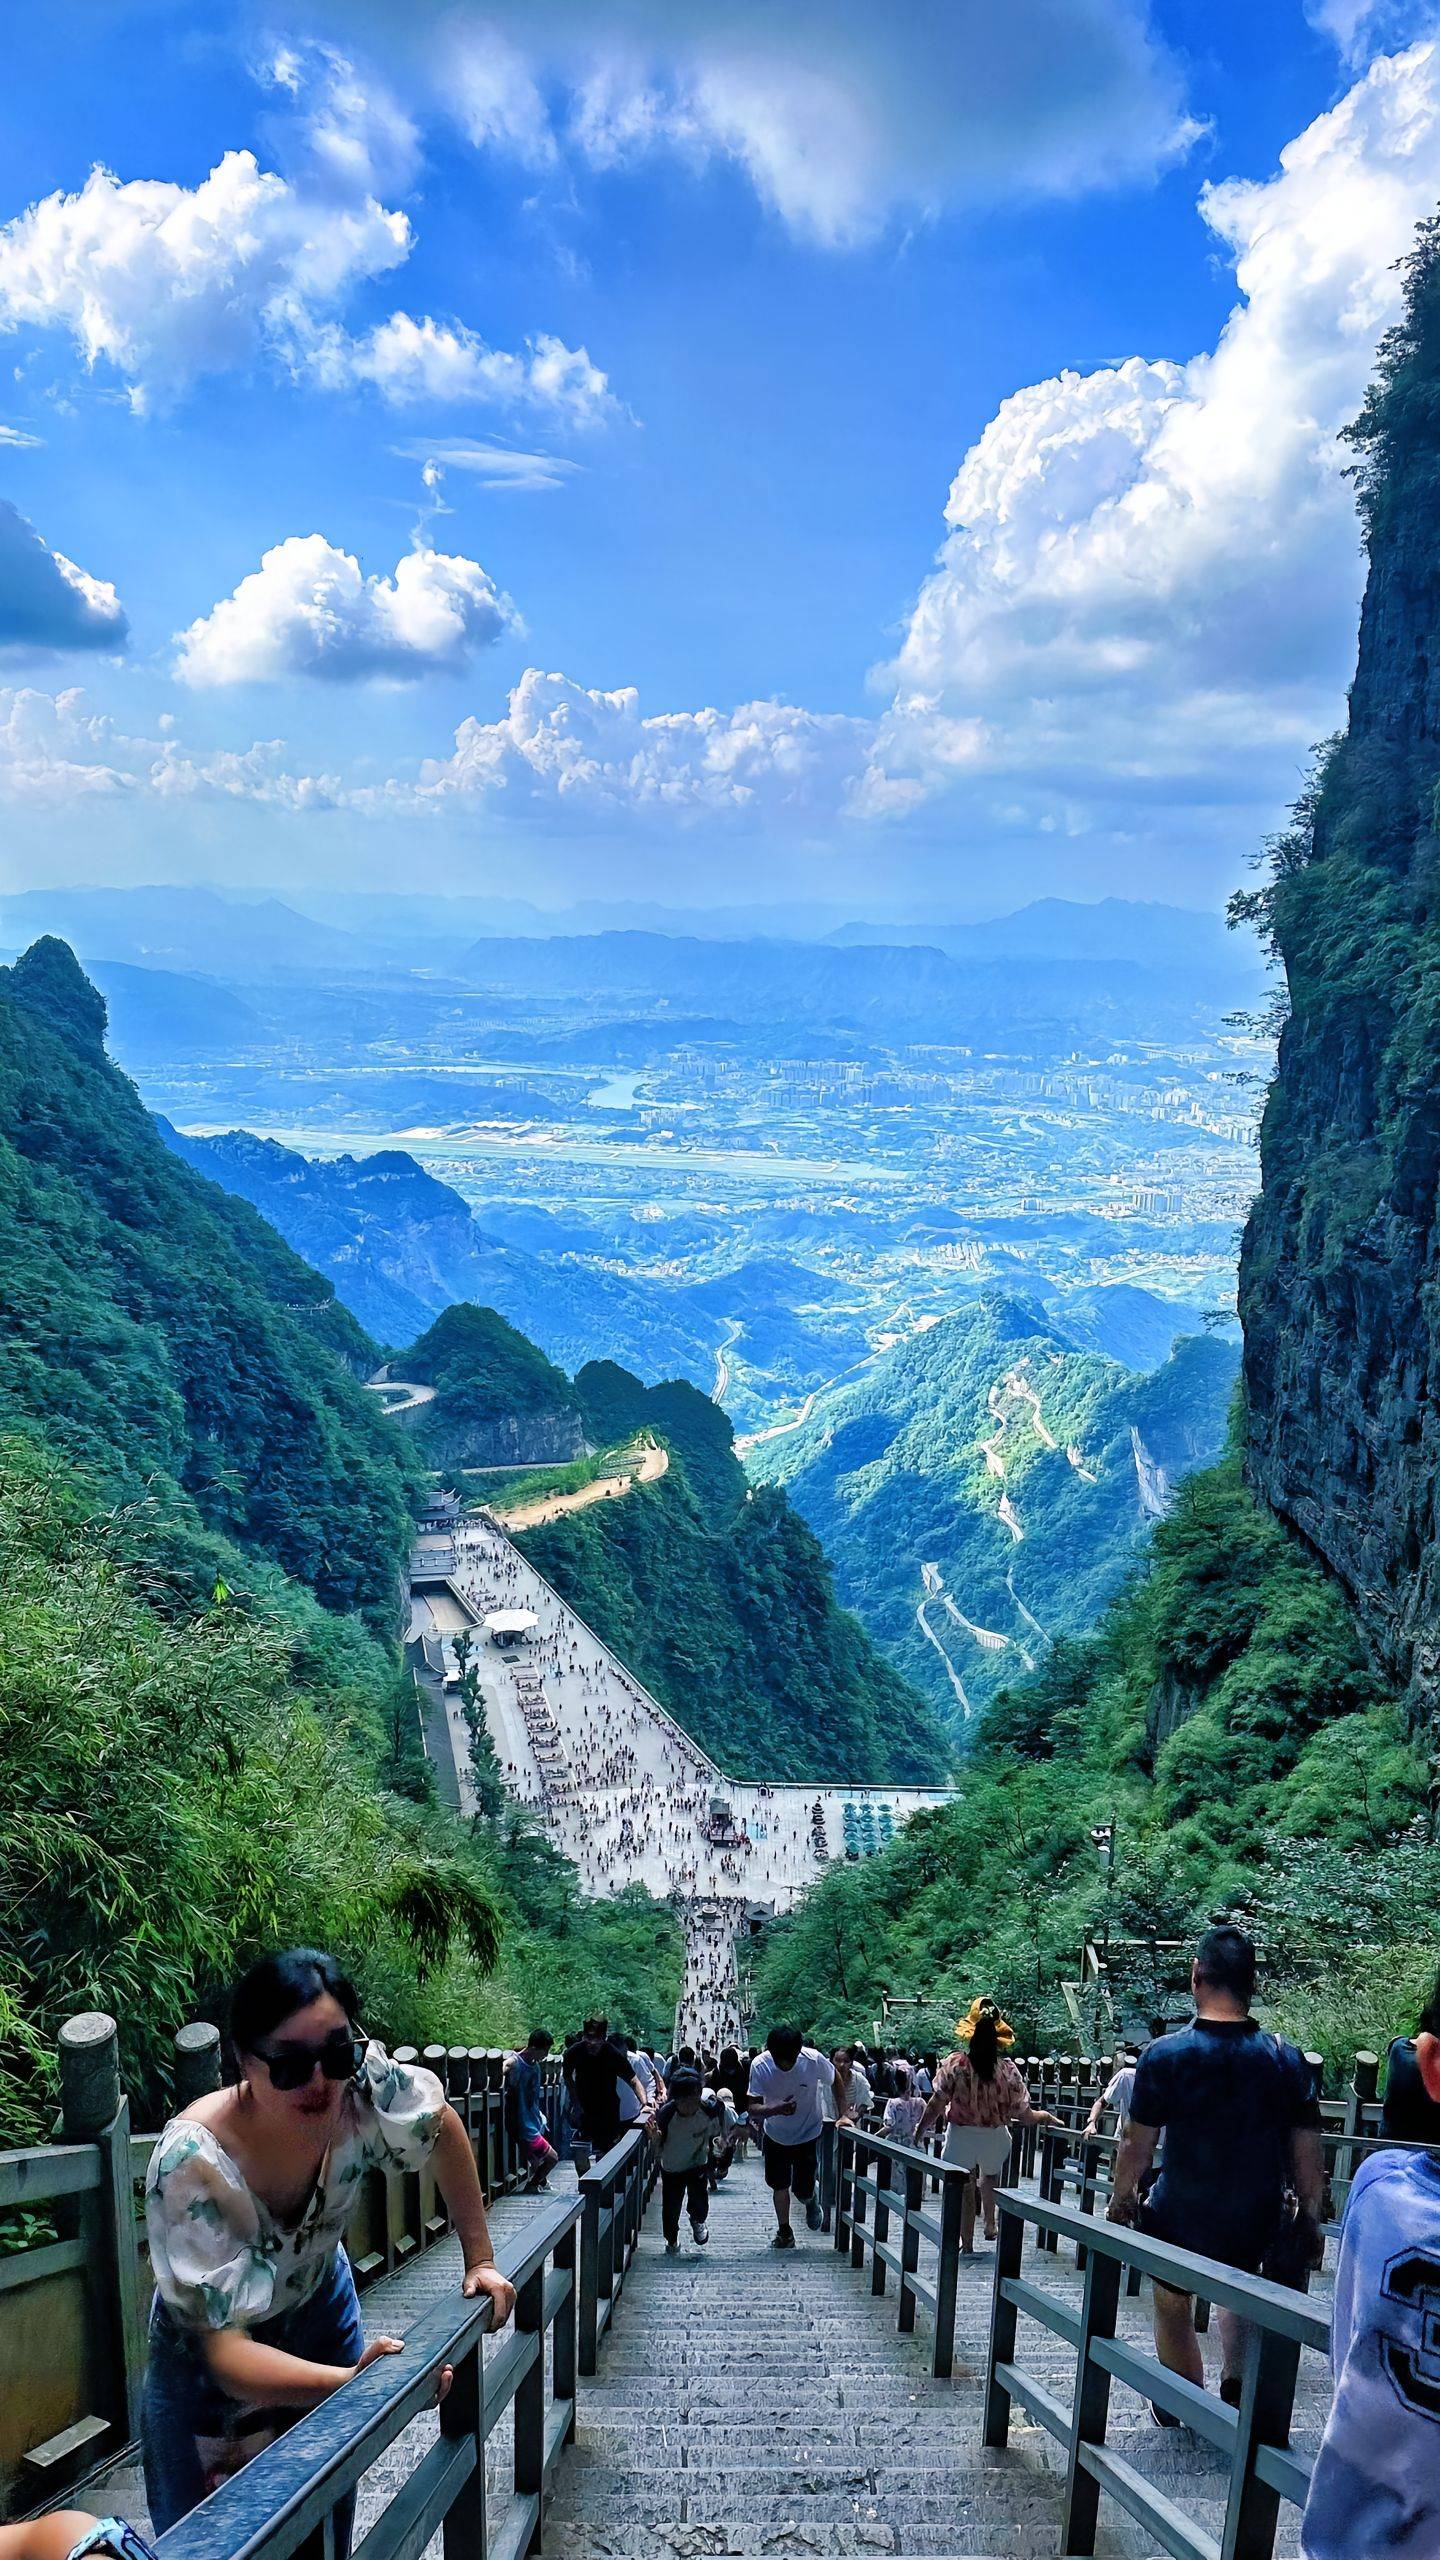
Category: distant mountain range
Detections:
[
  {"x1": 824, "y1": 896, "x2": 1247, "y2": 974},
  {"x1": 2, "y1": 888, "x2": 1265, "y2": 1055},
  {"x1": 455, "y1": 925, "x2": 1260, "y2": 1044},
  {"x1": 0, "y1": 885, "x2": 368, "y2": 976},
  {"x1": 749, "y1": 1291, "x2": 1239, "y2": 1727}
]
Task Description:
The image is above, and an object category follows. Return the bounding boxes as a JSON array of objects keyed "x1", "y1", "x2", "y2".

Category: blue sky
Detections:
[{"x1": 1, "y1": 0, "x2": 1439, "y2": 918}]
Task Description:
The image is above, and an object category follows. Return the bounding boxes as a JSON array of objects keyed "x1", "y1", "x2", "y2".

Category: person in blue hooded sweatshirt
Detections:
[{"x1": 1303, "y1": 1973, "x2": 1440, "y2": 2558}]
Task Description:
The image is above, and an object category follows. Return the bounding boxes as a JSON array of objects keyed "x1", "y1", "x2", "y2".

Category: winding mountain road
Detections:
[
  {"x1": 491, "y1": 1440, "x2": 668, "y2": 1529},
  {"x1": 365, "y1": 1365, "x2": 437, "y2": 1415}
]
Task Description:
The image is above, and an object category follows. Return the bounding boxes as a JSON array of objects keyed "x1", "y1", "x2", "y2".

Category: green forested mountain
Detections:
[
  {"x1": 158, "y1": 1124, "x2": 722, "y2": 1388},
  {"x1": 0, "y1": 943, "x2": 681, "y2": 2139},
  {"x1": 752, "y1": 1452, "x2": 1428, "y2": 2066},
  {"x1": 1238, "y1": 218, "x2": 1440, "y2": 1724},
  {"x1": 752, "y1": 1294, "x2": 1237, "y2": 1723},
  {"x1": 0, "y1": 938, "x2": 415, "y2": 1629},
  {"x1": 403, "y1": 1302, "x2": 585, "y2": 1470},
  {"x1": 516, "y1": 1360, "x2": 953, "y2": 1784}
]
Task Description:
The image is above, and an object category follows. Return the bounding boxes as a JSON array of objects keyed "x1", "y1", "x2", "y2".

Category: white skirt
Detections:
[{"x1": 942, "y1": 2124, "x2": 1014, "y2": 2178}]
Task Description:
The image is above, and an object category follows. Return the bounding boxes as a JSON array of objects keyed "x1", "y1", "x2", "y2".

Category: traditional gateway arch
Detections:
[{"x1": 407, "y1": 1504, "x2": 953, "y2": 2044}]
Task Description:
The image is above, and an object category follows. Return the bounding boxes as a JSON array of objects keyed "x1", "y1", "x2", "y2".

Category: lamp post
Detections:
[{"x1": 1089, "y1": 1820, "x2": 1117, "y2": 2042}]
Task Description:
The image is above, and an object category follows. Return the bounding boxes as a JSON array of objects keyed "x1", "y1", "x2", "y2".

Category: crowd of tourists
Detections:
[
  {"x1": 441, "y1": 1514, "x2": 915, "y2": 2049},
  {"x1": 13, "y1": 1923, "x2": 1440, "y2": 2560}
]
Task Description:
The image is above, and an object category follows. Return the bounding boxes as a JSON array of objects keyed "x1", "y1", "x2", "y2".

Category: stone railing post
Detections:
[
  {"x1": 173, "y1": 2020, "x2": 222, "y2": 2107},
  {"x1": 59, "y1": 2013, "x2": 144, "y2": 2439},
  {"x1": 1335, "y1": 2050, "x2": 1379, "y2": 2208}
]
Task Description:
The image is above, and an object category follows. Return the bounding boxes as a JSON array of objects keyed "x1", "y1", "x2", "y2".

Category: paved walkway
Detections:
[
  {"x1": 493, "y1": 1442, "x2": 669, "y2": 1530},
  {"x1": 429, "y1": 1514, "x2": 949, "y2": 2045},
  {"x1": 539, "y1": 2159, "x2": 1332, "y2": 2560}
]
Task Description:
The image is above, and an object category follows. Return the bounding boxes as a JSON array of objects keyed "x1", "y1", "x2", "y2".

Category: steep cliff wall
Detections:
[{"x1": 1240, "y1": 218, "x2": 1440, "y2": 1713}]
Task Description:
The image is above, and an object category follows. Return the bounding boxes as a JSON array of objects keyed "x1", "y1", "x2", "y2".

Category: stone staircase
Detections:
[
  {"x1": 106, "y1": 2158, "x2": 1331, "y2": 2560},
  {"x1": 539, "y1": 2157, "x2": 1330, "y2": 2560},
  {"x1": 539, "y1": 2162, "x2": 1097, "y2": 2560}
]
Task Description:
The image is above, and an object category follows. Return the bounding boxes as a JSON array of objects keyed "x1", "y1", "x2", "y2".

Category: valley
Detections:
[{"x1": 9, "y1": 894, "x2": 1264, "y2": 1439}]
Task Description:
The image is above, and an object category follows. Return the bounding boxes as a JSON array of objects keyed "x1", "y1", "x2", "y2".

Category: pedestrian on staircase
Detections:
[
  {"x1": 1106, "y1": 1926, "x2": 1324, "y2": 2423},
  {"x1": 882, "y1": 2061, "x2": 926, "y2": 2147},
  {"x1": 1082, "y1": 2049, "x2": 1140, "y2": 2141},
  {"x1": 748, "y1": 2026, "x2": 835, "y2": 2249},
  {"x1": 917, "y1": 1998, "x2": 1056, "y2": 2254},
  {"x1": 562, "y1": 2017, "x2": 654, "y2": 2159},
  {"x1": 650, "y1": 2068, "x2": 733, "y2": 2252},
  {"x1": 0, "y1": 2517, "x2": 158, "y2": 2560},
  {"x1": 505, "y1": 2029, "x2": 558, "y2": 2192},
  {"x1": 1302, "y1": 1966, "x2": 1440, "y2": 2557},
  {"x1": 617, "y1": 2036, "x2": 664, "y2": 2129},
  {"x1": 141, "y1": 1948, "x2": 515, "y2": 2542}
]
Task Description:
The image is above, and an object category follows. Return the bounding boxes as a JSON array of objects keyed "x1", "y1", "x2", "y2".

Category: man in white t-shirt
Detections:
[
  {"x1": 748, "y1": 2026, "x2": 836, "y2": 2248},
  {"x1": 1083, "y1": 2055, "x2": 1138, "y2": 2140},
  {"x1": 618, "y1": 2040, "x2": 663, "y2": 2127}
]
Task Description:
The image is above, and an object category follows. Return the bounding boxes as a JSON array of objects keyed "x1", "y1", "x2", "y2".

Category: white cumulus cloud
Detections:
[
  {"x1": 0, "y1": 150, "x2": 411, "y2": 412},
  {"x1": 175, "y1": 535, "x2": 518, "y2": 686},
  {"x1": 403, "y1": 666, "x2": 865, "y2": 812},
  {"x1": 0, "y1": 501, "x2": 127, "y2": 653},
  {"x1": 309, "y1": 312, "x2": 614, "y2": 423},
  {"x1": 428, "y1": 0, "x2": 1202, "y2": 245},
  {"x1": 1305, "y1": 2, "x2": 1440, "y2": 63},
  {"x1": 0, "y1": 145, "x2": 612, "y2": 426},
  {"x1": 861, "y1": 39, "x2": 1440, "y2": 838},
  {"x1": 0, "y1": 685, "x2": 335, "y2": 808}
]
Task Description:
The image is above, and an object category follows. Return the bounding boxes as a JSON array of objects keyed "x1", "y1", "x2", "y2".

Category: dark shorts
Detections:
[
  {"x1": 1139, "y1": 2201, "x2": 1271, "y2": 2285},
  {"x1": 763, "y1": 2134, "x2": 818, "y2": 2198}
]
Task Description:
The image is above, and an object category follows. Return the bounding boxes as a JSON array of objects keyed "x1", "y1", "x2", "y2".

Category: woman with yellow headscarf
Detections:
[{"x1": 916, "y1": 1997, "x2": 1059, "y2": 2252}]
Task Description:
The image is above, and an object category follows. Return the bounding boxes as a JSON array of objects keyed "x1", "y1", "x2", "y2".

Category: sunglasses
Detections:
[{"x1": 252, "y1": 2031, "x2": 365, "y2": 2092}]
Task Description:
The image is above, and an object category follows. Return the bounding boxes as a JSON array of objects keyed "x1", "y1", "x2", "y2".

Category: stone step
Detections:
[
  {"x1": 573, "y1": 2423, "x2": 982, "y2": 2452},
  {"x1": 544, "y1": 2492, "x2": 1070, "y2": 2526},
  {"x1": 543, "y1": 2526, "x2": 1189, "y2": 2558},
  {"x1": 581, "y1": 2381, "x2": 964, "y2": 2410}
]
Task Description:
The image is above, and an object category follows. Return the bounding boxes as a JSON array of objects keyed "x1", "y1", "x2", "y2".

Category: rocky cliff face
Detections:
[{"x1": 1240, "y1": 221, "x2": 1440, "y2": 1714}]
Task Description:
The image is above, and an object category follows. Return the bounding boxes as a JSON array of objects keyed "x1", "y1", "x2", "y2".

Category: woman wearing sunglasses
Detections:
[{"x1": 141, "y1": 1948, "x2": 516, "y2": 2540}]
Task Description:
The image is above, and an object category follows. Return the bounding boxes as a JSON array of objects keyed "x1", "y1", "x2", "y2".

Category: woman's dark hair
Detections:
[
  {"x1": 969, "y1": 2010, "x2": 1000, "y2": 2083},
  {"x1": 230, "y1": 1948, "x2": 360, "y2": 2062},
  {"x1": 719, "y1": 2044, "x2": 740, "y2": 2070},
  {"x1": 1420, "y1": 1969, "x2": 1440, "y2": 2039}
]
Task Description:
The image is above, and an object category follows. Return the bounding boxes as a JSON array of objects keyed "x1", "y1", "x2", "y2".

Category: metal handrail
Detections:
[
  {"x1": 1036, "y1": 2115, "x2": 1438, "y2": 2251},
  {"x1": 154, "y1": 2191, "x2": 581, "y2": 2560},
  {"x1": 577, "y1": 2126, "x2": 656, "y2": 2375},
  {"x1": 984, "y1": 2187, "x2": 1330, "y2": 2560},
  {"x1": 833, "y1": 2123, "x2": 976, "y2": 2378}
]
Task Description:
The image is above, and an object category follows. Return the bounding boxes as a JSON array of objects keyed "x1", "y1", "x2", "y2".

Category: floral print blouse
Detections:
[
  {"x1": 145, "y1": 2043, "x2": 445, "y2": 2332},
  {"x1": 934, "y1": 2052, "x2": 1029, "y2": 2130}
]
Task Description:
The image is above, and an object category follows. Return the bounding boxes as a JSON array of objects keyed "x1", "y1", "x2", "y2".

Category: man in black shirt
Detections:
[
  {"x1": 562, "y1": 2016, "x2": 653, "y2": 2156},
  {"x1": 1108, "y1": 1925, "x2": 1324, "y2": 2415}
]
